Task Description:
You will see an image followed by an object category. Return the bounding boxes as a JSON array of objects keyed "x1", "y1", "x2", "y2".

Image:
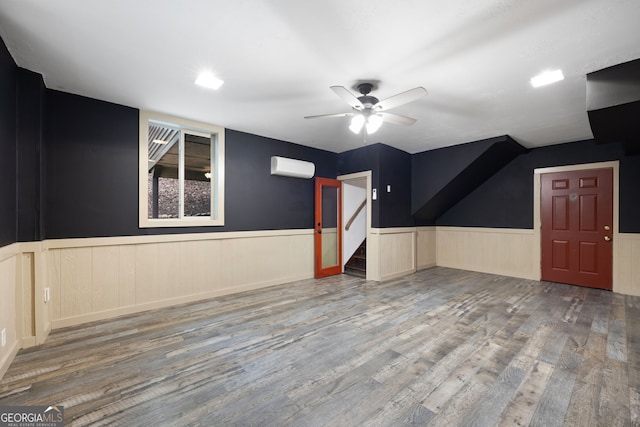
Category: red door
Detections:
[
  {"x1": 541, "y1": 168, "x2": 613, "y2": 289},
  {"x1": 314, "y1": 177, "x2": 342, "y2": 278}
]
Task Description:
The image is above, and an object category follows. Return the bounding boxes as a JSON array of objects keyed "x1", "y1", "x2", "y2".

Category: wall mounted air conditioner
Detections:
[{"x1": 270, "y1": 156, "x2": 315, "y2": 179}]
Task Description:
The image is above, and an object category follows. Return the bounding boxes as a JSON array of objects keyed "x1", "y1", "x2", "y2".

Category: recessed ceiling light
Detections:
[
  {"x1": 195, "y1": 72, "x2": 224, "y2": 90},
  {"x1": 530, "y1": 69, "x2": 564, "y2": 88}
]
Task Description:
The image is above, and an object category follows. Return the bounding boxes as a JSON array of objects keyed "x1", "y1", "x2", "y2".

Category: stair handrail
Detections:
[{"x1": 345, "y1": 199, "x2": 367, "y2": 231}]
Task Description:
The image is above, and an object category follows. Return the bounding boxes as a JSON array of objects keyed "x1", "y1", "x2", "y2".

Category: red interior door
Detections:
[
  {"x1": 541, "y1": 168, "x2": 613, "y2": 289},
  {"x1": 314, "y1": 177, "x2": 342, "y2": 278}
]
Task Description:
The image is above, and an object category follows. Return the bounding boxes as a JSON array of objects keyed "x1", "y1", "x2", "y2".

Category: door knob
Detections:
[
  {"x1": 604, "y1": 236, "x2": 611, "y2": 241},
  {"x1": 604, "y1": 225, "x2": 610, "y2": 231}
]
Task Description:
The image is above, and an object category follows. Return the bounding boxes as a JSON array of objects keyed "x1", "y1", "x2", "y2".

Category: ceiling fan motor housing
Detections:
[
  {"x1": 357, "y1": 95, "x2": 379, "y2": 109},
  {"x1": 356, "y1": 83, "x2": 379, "y2": 109}
]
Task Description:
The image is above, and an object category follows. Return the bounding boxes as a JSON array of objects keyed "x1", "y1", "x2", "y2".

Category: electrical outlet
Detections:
[{"x1": 1, "y1": 328, "x2": 6, "y2": 347}]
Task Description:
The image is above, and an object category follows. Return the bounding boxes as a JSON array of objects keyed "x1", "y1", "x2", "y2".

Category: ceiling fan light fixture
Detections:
[
  {"x1": 349, "y1": 114, "x2": 365, "y2": 134},
  {"x1": 308, "y1": 83, "x2": 426, "y2": 134},
  {"x1": 366, "y1": 114, "x2": 383, "y2": 134}
]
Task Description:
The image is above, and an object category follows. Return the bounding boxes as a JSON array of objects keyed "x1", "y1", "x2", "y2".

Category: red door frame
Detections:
[
  {"x1": 540, "y1": 168, "x2": 613, "y2": 290},
  {"x1": 314, "y1": 177, "x2": 343, "y2": 278}
]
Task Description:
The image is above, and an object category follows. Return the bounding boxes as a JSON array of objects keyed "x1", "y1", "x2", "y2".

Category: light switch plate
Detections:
[
  {"x1": 372, "y1": 188, "x2": 377, "y2": 200},
  {"x1": 1, "y1": 328, "x2": 6, "y2": 347}
]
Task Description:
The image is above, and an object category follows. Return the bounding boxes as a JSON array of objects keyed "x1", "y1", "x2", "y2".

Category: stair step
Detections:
[
  {"x1": 344, "y1": 265, "x2": 366, "y2": 278},
  {"x1": 346, "y1": 259, "x2": 365, "y2": 268},
  {"x1": 345, "y1": 238, "x2": 366, "y2": 278}
]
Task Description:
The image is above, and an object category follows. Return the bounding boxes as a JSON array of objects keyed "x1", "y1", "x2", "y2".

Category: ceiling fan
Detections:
[{"x1": 304, "y1": 83, "x2": 427, "y2": 134}]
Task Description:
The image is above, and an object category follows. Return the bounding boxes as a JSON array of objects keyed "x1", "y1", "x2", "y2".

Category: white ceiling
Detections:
[{"x1": 1, "y1": 0, "x2": 639, "y2": 154}]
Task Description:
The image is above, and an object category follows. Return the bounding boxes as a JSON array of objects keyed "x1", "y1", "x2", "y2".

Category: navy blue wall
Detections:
[
  {"x1": 338, "y1": 143, "x2": 381, "y2": 227},
  {"x1": 411, "y1": 138, "x2": 495, "y2": 215},
  {"x1": 619, "y1": 154, "x2": 640, "y2": 232},
  {"x1": 224, "y1": 129, "x2": 337, "y2": 231},
  {"x1": 40, "y1": 88, "x2": 640, "y2": 237},
  {"x1": 44, "y1": 90, "x2": 338, "y2": 239},
  {"x1": 337, "y1": 142, "x2": 414, "y2": 228},
  {"x1": 16, "y1": 68, "x2": 46, "y2": 242},
  {"x1": 377, "y1": 144, "x2": 413, "y2": 227},
  {"x1": 435, "y1": 139, "x2": 640, "y2": 232},
  {"x1": 411, "y1": 136, "x2": 526, "y2": 225},
  {"x1": 0, "y1": 37, "x2": 16, "y2": 247},
  {"x1": 44, "y1": 90, "x2": 139, "y2": 238},
  {"x1": 336, "y1": 144, "x2": 382, "y2": 227}
]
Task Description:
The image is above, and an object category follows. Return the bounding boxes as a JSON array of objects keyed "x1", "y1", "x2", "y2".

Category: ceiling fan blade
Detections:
[
  {"x1": 330, "y1": 86, "x2": 364, "y2": 109},
  {"x1": 379, "y1": 112, "x2": 417, "y2": 126},
  {"x1": 376, "y1": 87, "x2": 427, "y2": 111},
  {"x1": 304, "y1": 112, "x2": 352, "y2": 119}
]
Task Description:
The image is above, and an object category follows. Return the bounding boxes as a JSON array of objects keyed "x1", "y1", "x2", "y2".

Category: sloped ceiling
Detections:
[{"x1": 1, "y1": 0, "x2": 639, "y2": 153}]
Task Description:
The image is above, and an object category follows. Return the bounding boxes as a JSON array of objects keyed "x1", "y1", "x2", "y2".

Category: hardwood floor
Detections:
[{"x1": 1, "y1": 267, "x2": 639, "y2": 426}]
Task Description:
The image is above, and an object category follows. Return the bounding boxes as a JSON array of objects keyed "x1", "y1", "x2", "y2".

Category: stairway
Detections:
[{"x1": 344, "y1": 239, "x2": 366, "y2": 278}]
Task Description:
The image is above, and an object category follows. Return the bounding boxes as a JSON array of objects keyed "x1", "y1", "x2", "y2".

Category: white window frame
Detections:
[{"x1": 139, "y1": 110, "x2": 225, "y2": 227}]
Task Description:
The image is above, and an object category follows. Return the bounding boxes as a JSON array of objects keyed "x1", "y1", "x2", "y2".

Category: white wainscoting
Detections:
[
  {"x1": 616, "y1": 233, "x2": 640, "y2": 297},
  {"x1": 46, "y1": 230, "x2": 314, "y2": 328},
  {"x1": 416, "y1": 227, "x2": 437, "y2": 270},
  {"x1": 370, "y1": 228, "x2": 417, "y2": 281},
  {"x1": 0, "y1": 244, "x2": 20, "y2": 380},
  {"x1": 436, "y1": 227, "x2": 537, "y2": 280},
  {"x1": 3, "y1": 225, "x2": 639, "y2": 381}
]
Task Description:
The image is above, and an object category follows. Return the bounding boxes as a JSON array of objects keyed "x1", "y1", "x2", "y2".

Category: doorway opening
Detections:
[{"x1": 339, "y1": 171, "x2": 372, "y2": 280}]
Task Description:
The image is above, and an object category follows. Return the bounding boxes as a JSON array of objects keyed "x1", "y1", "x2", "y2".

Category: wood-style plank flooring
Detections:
[{"x1": 1, "y1": 267, "x2": 639, "y2": 426}]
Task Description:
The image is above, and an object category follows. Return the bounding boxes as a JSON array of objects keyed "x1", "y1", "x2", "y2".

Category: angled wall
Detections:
[
  {"x1": 587, "y1": 58, "x2": 640, "y2": 155},
  {"x1": 412, "y1": 135, "x2": 527, "y2": 225}
]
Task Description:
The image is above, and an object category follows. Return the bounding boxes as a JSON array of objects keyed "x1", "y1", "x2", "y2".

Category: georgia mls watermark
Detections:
[{"x1": 0, "y1": 405, "x2": 64, "y2": 427}]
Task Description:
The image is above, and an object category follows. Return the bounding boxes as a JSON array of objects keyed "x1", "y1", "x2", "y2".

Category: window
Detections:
[{"x1": 139, "y1": 111, "x2": 224, "y2": 227}]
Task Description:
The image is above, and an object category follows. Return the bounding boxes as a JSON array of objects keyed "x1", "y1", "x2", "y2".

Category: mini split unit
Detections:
[{"x1": 270, "y1": 156, "x2": 315, "y2": 179}]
